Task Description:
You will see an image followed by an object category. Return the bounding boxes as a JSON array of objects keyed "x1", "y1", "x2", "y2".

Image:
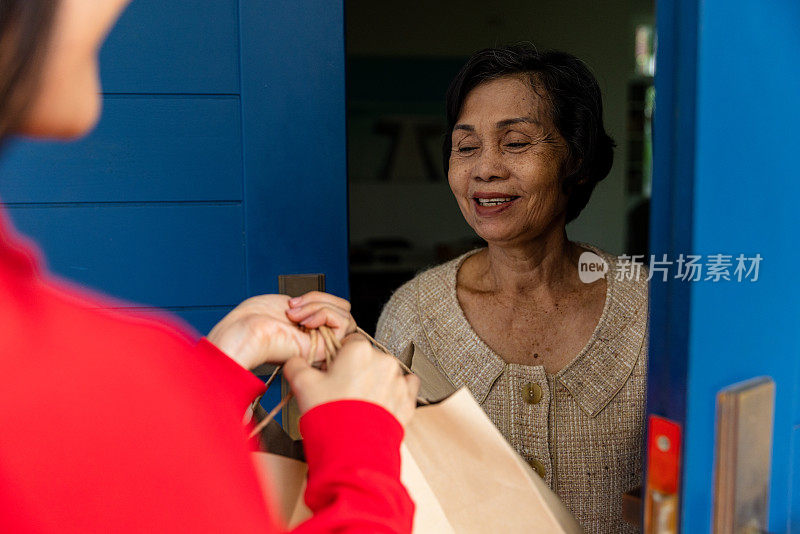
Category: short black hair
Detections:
[{"x1": 443, "y1": 45, "x2": 615, "y2": 223}]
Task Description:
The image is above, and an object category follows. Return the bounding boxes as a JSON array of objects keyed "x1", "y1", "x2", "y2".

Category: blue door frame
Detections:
[{"x1": 647, "y1": 0, "x2": 800, "y2": 531}]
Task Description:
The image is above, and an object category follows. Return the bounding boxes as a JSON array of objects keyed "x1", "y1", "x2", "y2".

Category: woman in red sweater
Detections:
[{"x1": 0, "y1": 0, "x2": 418, "y2": 532}]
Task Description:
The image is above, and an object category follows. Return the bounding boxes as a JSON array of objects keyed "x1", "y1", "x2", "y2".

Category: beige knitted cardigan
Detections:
[{"x1": 376, "y1": 246, "x2": 648, "y2": 534}]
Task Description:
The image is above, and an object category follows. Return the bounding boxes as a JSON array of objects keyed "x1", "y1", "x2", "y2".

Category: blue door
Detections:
[
  {"x1": 0, "y1": 1, "x2": 348, "y2": 407},
  {"x1": 648, "y1": 0, "x2": 800, "y2": 531}
]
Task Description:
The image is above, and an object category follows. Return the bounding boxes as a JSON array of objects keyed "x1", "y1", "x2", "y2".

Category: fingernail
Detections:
[{"x1": 289, "y1": 297, "x2": 301, "y2": 306}]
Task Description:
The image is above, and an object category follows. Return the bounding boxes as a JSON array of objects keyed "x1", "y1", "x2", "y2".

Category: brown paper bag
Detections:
[
  {"x1": 398, "y1": 342, "x2": 457, "y2": 404},
  {"x1": 253, "y1": 453, "x2": 311, "y2": 526},
  {"x1": 252, "y1": 387, "x2": 582, "y2": 533}
]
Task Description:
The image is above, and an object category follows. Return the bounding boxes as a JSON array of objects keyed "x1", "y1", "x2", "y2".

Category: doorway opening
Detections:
[{"x1": 345, "y1": 0, "x2": 655, "y2": 333}]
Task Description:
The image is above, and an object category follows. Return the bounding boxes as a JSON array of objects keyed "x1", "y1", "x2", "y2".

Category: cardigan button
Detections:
[
  {"x1": 528, "y1": 458, "x2": 546, "y2": 478},
  {"x1": 522, "y1": 382, "x2": 543, "y2": 404}
]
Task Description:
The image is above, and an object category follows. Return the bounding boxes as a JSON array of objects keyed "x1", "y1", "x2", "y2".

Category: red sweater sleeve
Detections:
[
  {"x1": 194, "y1": 337, "x2": 268, "y2": 410},
  {"x1": 290, "y1": 401, "x2": 415, "y2": 534}
]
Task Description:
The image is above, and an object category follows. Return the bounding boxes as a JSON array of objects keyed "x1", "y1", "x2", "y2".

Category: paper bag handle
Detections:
[{"x1": 249, "y1": 326, "x2": 425, "y2": 440}]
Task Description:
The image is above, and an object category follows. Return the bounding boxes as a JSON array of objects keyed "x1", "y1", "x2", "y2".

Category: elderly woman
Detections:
[{"x1": 376, "y1": 46, "x2": 648, "y2": 533}]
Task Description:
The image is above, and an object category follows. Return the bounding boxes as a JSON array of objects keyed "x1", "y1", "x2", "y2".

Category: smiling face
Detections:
[{"x1": 448, "y1": 75, "x2": 571, "y2": 247}]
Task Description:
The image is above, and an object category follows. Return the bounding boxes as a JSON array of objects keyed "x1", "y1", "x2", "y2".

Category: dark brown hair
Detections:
[
  {"x1": 0, "y1": 0, "x2": 59, "y2": 149},
  {"x1": 443, "y1": 45, "x2": 615, "y2": 223}
]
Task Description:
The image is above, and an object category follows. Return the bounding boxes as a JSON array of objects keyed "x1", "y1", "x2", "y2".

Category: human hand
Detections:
[
  {"x1": 282, "y1": 334, "x2": 420, "y2": 426},
  {"x1": 285, "y1": 291, "x2": 357, "y2": 343},
  {"x1": 207, "y1": 294, "x2": 326, "y2": 370}
]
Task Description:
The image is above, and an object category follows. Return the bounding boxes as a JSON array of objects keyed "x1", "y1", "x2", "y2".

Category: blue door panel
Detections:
[
  {"x1": 0, "y1": 0, "x2": 347, "y2": 408},
  {"x1": 6, "y1": 205, "x2": 246, "y2": 308},
  {"x1": 0, "y1": 96, "x2": 242, "y2": 203},
  {"x1": 681, "y1": 1, "x2": 800, "y2": 531},
  {"x1": 99, "y1": 1, "x2": 240, "y2": 94},
  {"x1": 651, "y1": 0, "x2": 800, "y2": 531},
  {"x1": 239, "y1": 0, "x2": 348, "y2": 299}
]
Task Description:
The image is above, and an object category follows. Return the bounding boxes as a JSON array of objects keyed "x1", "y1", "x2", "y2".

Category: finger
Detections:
[
  {"x1": 282, "y1": 355, "x2": 322, "y2": 388},
  {"x1": 244, "y1": 315, "x2": 307, "y2": 366},
  {"x1": 286, "y1": 306, "x2": 354, "y2": 337},
  {"x1": 298, "y1": 310, "x2": 354, "y2": 335},
  {"x1": 391, "y1": 374, "x2": 420, "y2": 427},
  {"x1": 286, "y1": 301, "x2": 343, "y2": 319},
  {"x1": 405, "y1": 373, "x2": 421, "y2": 399},
  {"x1": 378, "y1": 353, "x2": 403, "y2": 379},
  {"x1": 327, "y1": 336, "x2": 374, "y2": 372},
  {"x1": 286, "y1": 303, "x2": 347, "y2": 324},
  {"x1": 341, "y1": 332, "x2": 368, "y2": 345},
  {"x1": 294, "y1": 291, "x2": 352, "y2": 310},
  {"x1": 288, "y1": 291, "x2": 351, "y2": 311}
]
